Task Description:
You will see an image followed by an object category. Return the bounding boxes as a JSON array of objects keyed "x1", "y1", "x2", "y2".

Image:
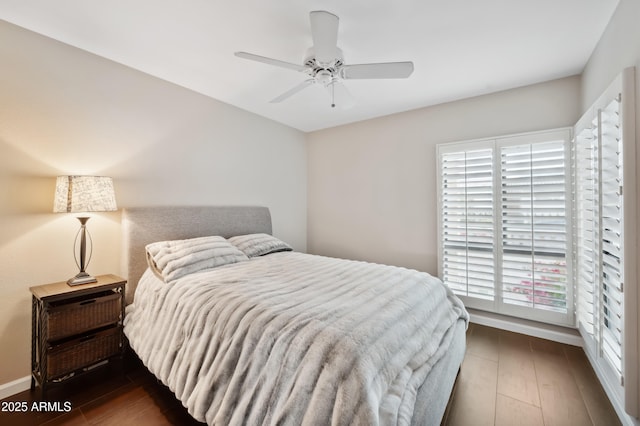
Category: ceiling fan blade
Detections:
[
  {"x1": 269, "y1": 79, "x2": 315, "y2": 103},
  {"x1": 234, "y1": 51, "x2": 307, "y2": 72},
  {"x1": 341, "y1": 61, "x2": 414, "y2": 79},
  {"x1": 310, "y1": 11, "x2": 339, "y2": 65},
  {"x1": 325, "y1": 81, "x2": 355, "y2": 109}
]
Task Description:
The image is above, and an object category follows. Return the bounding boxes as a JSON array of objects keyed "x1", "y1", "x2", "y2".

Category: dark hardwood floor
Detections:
[
  {"x1": 1, "y1": 324, "x2": 621, "y2": 425},
  {"x1": 0, "y1": 353, "x2": 204, "y2": 426}
]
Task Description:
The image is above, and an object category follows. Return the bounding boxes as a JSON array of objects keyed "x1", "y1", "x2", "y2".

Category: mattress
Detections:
[
  {"x1": 124, "y1": 251, "x2": 468, "y2": 425},
  {"x1": 412, "y1": 318, "x2": 465, "y2": 426}
]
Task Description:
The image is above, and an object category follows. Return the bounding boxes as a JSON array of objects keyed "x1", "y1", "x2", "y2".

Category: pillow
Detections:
[
  {"x1": 227, "y1": 233, "x2": 292, "y2": 257},
  {"x1": 145, "y1": 235, "x2": 249, "y2": 283}
]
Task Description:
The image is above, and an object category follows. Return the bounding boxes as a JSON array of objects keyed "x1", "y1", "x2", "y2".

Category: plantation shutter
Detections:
[
  {"x1": 574, "y1": 93, "x2": 625, "y2": 386},
  {"x1": 573, "y1": 121, "x2": 598, "y2": 337},
  {"x1": 573, "y1": 68, "x2": 637, "y2": 417},
  {"x1": 599, "y1": 97, "x2": 624, "y2": 381},
  {"x1": 437, "y1": 129, "x2": 572, "y2": 324},
  {"x1": 440, "y1": 147, "x2": 495, "y2": 305},
  {"x1": 499, "y1": 138, "x2": 570, "y2": 321}
]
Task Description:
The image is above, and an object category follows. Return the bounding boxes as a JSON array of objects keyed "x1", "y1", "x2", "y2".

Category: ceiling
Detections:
[{"x1": 0, "y1": 0, "x2": 619, "y2": 132}]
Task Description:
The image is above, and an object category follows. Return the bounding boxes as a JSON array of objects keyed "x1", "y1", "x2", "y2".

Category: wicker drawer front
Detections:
[
  {"x1": 46, "y1": 292, "x2": 121, "y2": 341},
  {"x1": 47, "y1": 327, "x2": 121, "y2": 380}
]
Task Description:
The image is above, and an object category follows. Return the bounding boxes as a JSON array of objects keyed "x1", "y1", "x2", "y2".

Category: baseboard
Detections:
[
  {"x1": 583, "y1": 346, "x2": 640, "y2": 426},
  {"x1": 0, "y1": 376, "x2": 31, "y2": 400},
  {"x1": 468, "y1": 308, "x2": 583, "y2": 346}
]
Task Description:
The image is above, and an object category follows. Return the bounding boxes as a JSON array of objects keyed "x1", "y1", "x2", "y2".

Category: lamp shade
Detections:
[{"x1": 54, "y1": 176, "x2": 117, "y2": 213}]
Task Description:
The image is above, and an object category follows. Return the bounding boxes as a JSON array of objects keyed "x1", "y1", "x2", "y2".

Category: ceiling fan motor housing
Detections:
[{"x1": 304, "y1": 47, "x2": 343, "y2": 86}]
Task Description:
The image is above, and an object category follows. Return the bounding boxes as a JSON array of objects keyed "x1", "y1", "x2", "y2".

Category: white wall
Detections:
[
  {"x1": 307, "y1": 76, "x2": 580, "y2": 274},
  {"x1": 0, "y1": 21, "x2": 307, "y2": 386},
  {"x1": 580, "y1": 0, "x2": 640, "y2": 422}
]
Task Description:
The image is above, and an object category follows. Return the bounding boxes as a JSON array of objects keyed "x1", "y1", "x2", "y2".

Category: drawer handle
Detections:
[
  {"x1": 79, "y1": 299, "x2": 97, "y2": 306},
  {"x1": 79, "y1": 335, "x2": 96, "y2": 343}
]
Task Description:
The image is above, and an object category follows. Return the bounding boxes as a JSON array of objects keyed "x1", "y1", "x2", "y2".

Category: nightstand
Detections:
[{"x1": 30, "y1": 274, "x2": 126, "y2": 394}]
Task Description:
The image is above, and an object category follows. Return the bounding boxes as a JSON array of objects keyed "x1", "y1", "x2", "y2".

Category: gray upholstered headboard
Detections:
[{"x1": 121, "y1": 206, "x2": 272, "y2": 303}]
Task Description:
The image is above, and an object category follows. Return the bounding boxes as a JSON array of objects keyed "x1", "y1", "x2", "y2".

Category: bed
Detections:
[{"x1": 121, "y1": 206, "x2": 468, "y2": 426}]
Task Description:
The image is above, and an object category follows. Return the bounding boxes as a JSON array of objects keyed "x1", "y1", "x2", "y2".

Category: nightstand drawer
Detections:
[
  {"x1": 47, "y1": 326, "x2": 122, "y2": 380},
  {"x1": 46, "y1": 291, "x2": 122, "y2": 341}
]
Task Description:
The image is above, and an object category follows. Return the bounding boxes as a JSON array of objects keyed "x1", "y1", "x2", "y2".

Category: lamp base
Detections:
[{"x1": 67, "y1": 272, "x2": 98, "y2": 286}]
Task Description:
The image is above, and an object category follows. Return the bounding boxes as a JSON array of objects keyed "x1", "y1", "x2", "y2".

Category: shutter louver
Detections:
[{"x1": 441, "y1": 149, "x2": 495, "y2": 301}]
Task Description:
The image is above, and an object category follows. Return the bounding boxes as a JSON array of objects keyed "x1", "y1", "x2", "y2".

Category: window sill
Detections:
[{"x1": 467, "y1": 308, "x2": 582, "y2": 346}]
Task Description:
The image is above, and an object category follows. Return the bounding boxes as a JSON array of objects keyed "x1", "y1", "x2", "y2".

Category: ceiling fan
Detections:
[{"x1": 234, "y1": 10, "x2": 414, "y2": 108}]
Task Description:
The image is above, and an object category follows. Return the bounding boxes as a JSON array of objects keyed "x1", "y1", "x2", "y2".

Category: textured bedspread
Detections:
[{"x1": 124, "y1": 252, "x2": 468, "y2": 426}]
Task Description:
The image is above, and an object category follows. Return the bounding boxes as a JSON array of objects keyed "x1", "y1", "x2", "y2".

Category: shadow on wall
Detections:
[
  {"x1": 0, "y1": 138, "x2": 121, "y2": 248},
  {"x1": 0, "y1": 139, "x2": 57, "y2": 210},
  {"x1": 0, "y1": 305, "x2": 31, "y2": 381}
]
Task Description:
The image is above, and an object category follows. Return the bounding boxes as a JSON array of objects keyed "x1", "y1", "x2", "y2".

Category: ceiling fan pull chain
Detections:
[{"x1": 331, "y1": 83, "x2": 336, "y2": 108}]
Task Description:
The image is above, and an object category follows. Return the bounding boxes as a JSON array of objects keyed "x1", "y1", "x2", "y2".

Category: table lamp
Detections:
[{"x1": 53, "y1": 176, "x2": 117, "y2": 286}]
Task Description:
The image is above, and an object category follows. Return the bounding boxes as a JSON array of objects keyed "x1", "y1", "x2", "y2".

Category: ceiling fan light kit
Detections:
[{"x1": 235, "y1": 10, "x2": 414, "y2": 108}]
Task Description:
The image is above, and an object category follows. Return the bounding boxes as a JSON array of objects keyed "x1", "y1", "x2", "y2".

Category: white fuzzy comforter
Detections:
[{"x1": 124, "y1": 252, "x2": 468, "y2": 426}]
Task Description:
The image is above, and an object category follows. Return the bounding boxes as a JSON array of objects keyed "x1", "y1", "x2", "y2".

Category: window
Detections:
[
  {"x1": 575, "y1": 98, "x2": 625, "y2": 381},
  {"x1": 573, "y1": 68, "x2": 637, "y2": 416},
  {"x1": 437, "y1": 68, "x2": 637, "y2": 417},
  {"x1": 437, "y1": 129, "x2": 573, "y2": 326}
]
